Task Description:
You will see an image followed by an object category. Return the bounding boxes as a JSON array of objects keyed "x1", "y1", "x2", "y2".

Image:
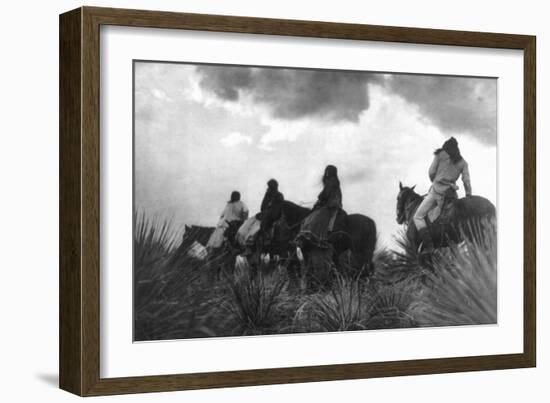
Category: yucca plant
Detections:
[
  {"x1": 223, "y1": 264, "x2": 287, "y2": 335},
  {"x1": 297, "y1": 270, "x2": 417, "y2": 332},
  {"x1": 134, "y1": 213, "x2": 229, "y2": 340},
  {"x1": 411, "y1": 218, "x2": 497, "y2": 327},
  {"x1": 134, "y1": 211, "x2": 179, "y2": 273},
  {"x1": 378, "y1": 230, "x2": 437, "y2": 286},
  {"x1": 134, "y1": 212, "x2": 181, "y2": 312},
  {"x1": 365, "y1": 283, "x2": 418, "y2": 329},
  {"x1": 298, "y1": 271, "x2": 366, "y2": 332}
]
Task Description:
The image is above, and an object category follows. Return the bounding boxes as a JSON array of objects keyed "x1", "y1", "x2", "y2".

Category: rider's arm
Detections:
[
  {"x1": 428, "y1": 155, "x2": 439, "y2": 182},
  {"x1": 462, "y1": 162, "x2": 472, "y2": 196}
]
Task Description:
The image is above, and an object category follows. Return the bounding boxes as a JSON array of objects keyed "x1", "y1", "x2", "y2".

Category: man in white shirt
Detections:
[
  {"x1": 221, "y1": 191, "x2": 249, "y2": 223},
  {"x1": 413, "y1": 137, "x2": 472, "y2": 252},
  {"x1": 207, "y1": 191, "x2": 249, "y2": 249}
]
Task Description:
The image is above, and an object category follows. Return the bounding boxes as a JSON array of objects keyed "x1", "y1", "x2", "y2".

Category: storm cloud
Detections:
[
  {"x1": 196, "y1": 64, "x2": 497, "y2": 145},
  {"x1": 385, "y1": 75, "x2": 497, "y2": 145},
  {"x1": 197, "y1": 65, "x2": 379, "y2": 123}
]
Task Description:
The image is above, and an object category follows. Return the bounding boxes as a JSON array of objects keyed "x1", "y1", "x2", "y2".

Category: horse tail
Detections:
[
  {"x1": 347, "y1": 214, "x2": 377, "y2": 275},
  {"x1": 364, "y1": 218, "x2": 377, "y2": 275}
]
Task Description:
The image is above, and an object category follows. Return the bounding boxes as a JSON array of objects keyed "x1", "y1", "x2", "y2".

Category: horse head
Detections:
[
  {"x1": 396, "y1": 181, "x2": 417, "y2": 224},
  {"x1": 182, "y1": 224, "x2": 215, "y2": 246}
]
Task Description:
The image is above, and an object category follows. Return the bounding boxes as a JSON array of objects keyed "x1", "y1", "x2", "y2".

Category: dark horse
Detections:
[
  {"x1": 396, "y1": 182, "x2": 496, "y2": 249},
  {"x1": 172, "y1": 224, "x2": 241, "y2": 282},
  {"x1": 262, "y1": 200, "x2": 377, "y2": 288}
]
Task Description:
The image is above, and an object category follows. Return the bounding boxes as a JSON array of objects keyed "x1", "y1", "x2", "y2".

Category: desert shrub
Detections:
[
  {"x1": 223, "y1": 263, "x2": 287, "y2": 335},
  {"x1": 296, "y1": 271, "x2": 366, "y2": 332},
  {"x1": 133, "y1": 211, "x2": 497, "y2": 340},
  {"x1": 134, "y1": 212, "x2": 179, "y2": 314},
  {"x1": 134, "y1": 211, "x2": 178, "y2": 279},
  {"x1": 411, "y1": 219, "x2": 497, "y2": 326},
  {"x1": 373, "y1": 230, "x2": 435, "y2": 287},
  {"x1": 134, "y1": 213, "x2": 231, "y2": 340},
  {"x1": 295, "y1": 269, "x2": 417, "y2": 333},
  {"x1": 365, "y1": 283, "x2": 418, "y2": 329}
]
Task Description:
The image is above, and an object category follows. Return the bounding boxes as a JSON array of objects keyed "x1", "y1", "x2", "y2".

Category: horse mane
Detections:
[
  {"x1": 281, "y1": 200, "x2": 311, "y2": 226},
  {"x1": 405, "y1": 188, "x2": 423, "y2": 204},
  {"x1": 401, "y1": 187, "x2": 424, "y2": 225}
]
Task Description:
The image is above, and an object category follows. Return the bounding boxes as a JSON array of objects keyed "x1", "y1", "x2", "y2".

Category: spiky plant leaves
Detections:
[
  {"x1": 411, "y1": 218, "x2": 497, "y2": 327},
  {"x1": 133, "y1": 211, "x2": 497, "y2": 341},
  {"x1": 223, "y1": 264, "x2": 287, "y2": 335},
  {"x1": 134, "y1": 213, "x2": 238, "y2": 340},
  {"x1": 300, "y1": 272, "x2": 366, "y2": 332}
]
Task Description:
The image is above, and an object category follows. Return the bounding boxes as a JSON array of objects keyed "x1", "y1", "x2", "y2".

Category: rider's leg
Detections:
[
  {"x1": 413, "y1": 193, "x2": 437, "y2": 230},
  {"x1": 431, "y1": 194, "x2": 445, "y2": 220},
  {"x1": 413, "y1": 192, "x2": 438, "y2": 251}
]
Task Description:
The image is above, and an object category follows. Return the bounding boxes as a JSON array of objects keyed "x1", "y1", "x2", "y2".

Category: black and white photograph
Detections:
[
  {"x1": 133, "y1": 60, "x2": 498, "y2": 341},
  {"x1": 1, "y1": 0, "x2": 544, "y2": 400}
]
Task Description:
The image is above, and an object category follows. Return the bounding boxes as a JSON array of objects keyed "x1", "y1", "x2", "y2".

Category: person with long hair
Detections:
[
  {"x1": 413, "y1": 137, "x2": 472, "y2": 251},
  {"x1": 315, "y1": 165, "x2": 343, "y2": 212},
  {"x1": 261, "y1": 179, "x2": 284, "y2": 213},
  {"x1": 295, "y1": 165, "x2": 343, "y2": 248},
  {"x1": 259, "y1": 178, "x2": 285, "y2": 231}
]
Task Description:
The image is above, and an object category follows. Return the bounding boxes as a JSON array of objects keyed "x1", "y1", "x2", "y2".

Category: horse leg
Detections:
[
  {"x1": 361, "y1": 241, "x2": 376, "y2": 278},
  {"x1": 247, "y1": 249, "x2": 260, "y2": 280}
]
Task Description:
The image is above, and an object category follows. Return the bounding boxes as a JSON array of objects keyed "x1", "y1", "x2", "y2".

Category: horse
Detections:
[
  {"x1": 172, "y1": 224, "x2": 241, "y2": 283},
  {"x1": 396, "y1": 181, "x2": 496, "y2": 249},
  {"x1": 182, "y1": 225, "x2": 214, "y2": 248},
  {"x1": 262, "y1": 200, "x2": 377, "y2": 289}
]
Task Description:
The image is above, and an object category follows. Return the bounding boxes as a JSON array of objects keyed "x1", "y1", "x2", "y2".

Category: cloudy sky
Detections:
[{"x1": 134, "y1": 61, "x2": 497, "y2": 247}]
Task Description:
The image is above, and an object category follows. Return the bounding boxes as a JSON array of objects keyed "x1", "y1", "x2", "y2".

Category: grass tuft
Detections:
[{"x1": 223, "y1": 265, "x2": 287, "y2": 335}]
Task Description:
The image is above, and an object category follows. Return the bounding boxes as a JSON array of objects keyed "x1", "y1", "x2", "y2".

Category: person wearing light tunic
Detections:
[
  {"x1": 220, "y1": 191, "x2": 249, "y2": 224},
  {"x1": 413, "y1": 137, "x2": 472, "y2": 251},
  {"x1": 207, "y1": 191, "x2": 249, "y2": 249}
]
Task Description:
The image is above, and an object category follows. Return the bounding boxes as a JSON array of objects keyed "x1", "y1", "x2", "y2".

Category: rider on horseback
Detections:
[
  {"x1": 259, "y1": 179, "x2": 284, "y2": 231},
  {"x1": 414, "y1": 137, "x2": 472, "y2": 252},
  {"x1": 315, "y1": 165, "x2": 343, "y2": 230},
  {"x1": 222, "y1": 191, "x2": 249, "y2": 224},
  {"x1": 207, "y1": 190, "x2": 249, "y2": 249},
  {"x1": 295, "y1": 165, "x2": 344, "y2": 249}
]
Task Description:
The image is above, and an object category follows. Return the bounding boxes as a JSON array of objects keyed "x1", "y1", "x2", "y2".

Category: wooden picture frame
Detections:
[{"x1": 59, "y1": 6, "x2": 536, "y2": 396}]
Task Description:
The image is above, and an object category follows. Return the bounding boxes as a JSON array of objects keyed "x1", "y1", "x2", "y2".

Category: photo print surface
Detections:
[{"x1": 133, "y1": 60, "x2": 497, "y2": 341}]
